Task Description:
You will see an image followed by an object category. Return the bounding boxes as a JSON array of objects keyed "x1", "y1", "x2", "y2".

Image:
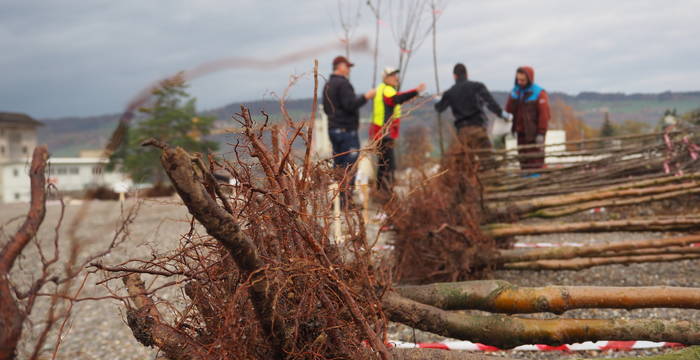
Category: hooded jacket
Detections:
[{"x1": 505, "y1": 66, "x2": 550, "y2": 140}]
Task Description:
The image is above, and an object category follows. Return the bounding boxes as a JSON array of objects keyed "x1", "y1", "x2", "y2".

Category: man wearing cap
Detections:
[
  {"x1": 435, "y1": 63, "x2": 512, "y2": 170},
  {"x1": 370, "y1": 67, "x2": 426, "y2": 194},
  {"x1": 322, "y1": 56, "x2": 376, "y2": 207}
]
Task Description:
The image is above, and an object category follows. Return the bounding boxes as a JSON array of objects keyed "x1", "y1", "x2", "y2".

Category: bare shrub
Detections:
[
  {"x1": 389, "y1": 136, "x2": 501, "y2": 284},
  {"x1": 96, "y1": 67, "x2": 392, "y2": 359}
]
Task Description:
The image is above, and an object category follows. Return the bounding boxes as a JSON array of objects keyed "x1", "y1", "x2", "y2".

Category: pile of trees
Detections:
[
  {"x1": 4, "y1": 71, "x2": 700, "y2": 360},
  {"x1": 108, "y1": 106, "x2": 700, "y2": 359},
  {"x1": 5, "y1": 134, "x2": 700, "y2": 360},
  {"x1": 111, "y1": 107, "x2": 700, "y2": 359},
  {"x1": 4, "y1": 115, "x2": 700, "y2": 360},
  {"x1": 389, "y1": 122, "x2": 700, "y2": 282}
]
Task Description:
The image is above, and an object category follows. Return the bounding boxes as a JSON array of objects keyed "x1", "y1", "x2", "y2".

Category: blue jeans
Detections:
[
  {"x1": 329, "y1": 128, "x2": 360, "y2": 168},
  {"x1": 328, "y1": 128, "x2": 360, "y2": 206}
]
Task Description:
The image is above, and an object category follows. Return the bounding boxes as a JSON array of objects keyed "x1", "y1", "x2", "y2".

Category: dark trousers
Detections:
[
  {"x1": 329, "y1": 128, "x2": 360, "y2": 206},
  {"x1": 376, "y1": 137, "x2": 396, "y2": 193},
  {"x1": 517, "y1": 133, "x2": 545, "y2": 170}
]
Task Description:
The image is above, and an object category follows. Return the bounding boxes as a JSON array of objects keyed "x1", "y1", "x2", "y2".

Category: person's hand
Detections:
[
  {"x1": 416, "y1": 83, "x2": 427, "y2": 93},
  {"x1": 501, "y1": 110, "x2": 513, "y2": 122},
  {"x1": 535, "y1": 134, "x2": 545, "y2": 145},
  {"x1": 364, "y1": 88, "x2": 377, "y2": 100}
]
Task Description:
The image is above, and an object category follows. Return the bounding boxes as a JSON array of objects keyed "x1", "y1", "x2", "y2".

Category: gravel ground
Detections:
[
  {"x1": 2, "y1": 199, "x2": 699, "y2": 359},
  {"x1": 2, "y1": 198, "x2": 192, "y2": 360}
]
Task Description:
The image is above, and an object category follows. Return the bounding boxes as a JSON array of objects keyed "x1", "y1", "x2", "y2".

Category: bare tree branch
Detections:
[
  {"x1": 123, "y1": 274, "x2": 208, "y2": 360},
  {"x1": 0, "y1": 146, "x2": 48, "y2": 360}
]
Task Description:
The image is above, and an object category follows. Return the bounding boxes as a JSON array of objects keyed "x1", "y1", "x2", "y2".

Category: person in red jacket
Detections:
[
  {"x1": 505, "y1": 66, "x2": 550, "y2": 170},
  {"x1": 369, "y1": 67, "x2": 426, "y2": 194}
]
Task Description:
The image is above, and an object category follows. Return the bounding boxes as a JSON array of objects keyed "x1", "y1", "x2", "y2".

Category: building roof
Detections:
[{"x1": 0, "y1": 112, "x2": 43, "y2": 127}]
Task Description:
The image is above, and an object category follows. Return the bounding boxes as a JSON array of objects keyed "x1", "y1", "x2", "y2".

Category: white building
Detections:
[{"x1": 0, "y1": 112, "x2": 132, "y2": 203}]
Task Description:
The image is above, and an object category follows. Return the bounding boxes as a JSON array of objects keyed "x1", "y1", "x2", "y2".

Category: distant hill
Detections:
[
  {"x1": 35, "y1": 91, "x2": 700, "y2": 156},
  {"x1": 544, "y1": 91, "x2": 700, "y2": 127}
]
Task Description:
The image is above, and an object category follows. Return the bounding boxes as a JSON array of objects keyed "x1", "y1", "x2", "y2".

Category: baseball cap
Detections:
[
  {"x1": 383, "y1": 67, "x2": 400, "y2": 77},
  {"x1": 332, "y1": 56, "x2": 354, "y2": 68}
]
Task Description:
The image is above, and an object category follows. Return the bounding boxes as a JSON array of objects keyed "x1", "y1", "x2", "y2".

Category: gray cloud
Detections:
[{"x1": 1, "y1": 0, "x2": 698, "y2": 118}]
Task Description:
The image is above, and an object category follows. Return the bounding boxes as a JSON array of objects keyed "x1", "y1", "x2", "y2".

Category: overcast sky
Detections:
[{"x1": 1, "y1": 0, "x2": 698, "y2": 118}]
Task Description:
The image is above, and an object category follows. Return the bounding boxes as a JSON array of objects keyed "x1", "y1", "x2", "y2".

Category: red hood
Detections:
[{"x1": 516, "y1": 66, "x2": 535, "y2": 86}]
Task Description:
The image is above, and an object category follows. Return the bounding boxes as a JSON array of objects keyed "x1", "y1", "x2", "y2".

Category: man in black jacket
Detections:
[
  {"x1": 322, "y1": 56, "x2": 375, "y2": 207},
  {"x1": 435, "y1": 63, "x2": 511, "y2": 169}
]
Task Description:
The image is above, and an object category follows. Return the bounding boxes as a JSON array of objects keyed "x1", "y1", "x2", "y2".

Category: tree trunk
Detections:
[
  {"x1": 383, "y1": 292, "x2": 700, "y2": 348},
  {"x1": 395, "y1": 280, "x2": 700, "y2": 314},
  {"x1": 0, "y1": 146, "x2": 48, "y2": 360},
  {"x1": 483, "y1": 218, "x2": 700, "y2": 238},
  {"x1": 484, "y1": 173, "x2": 672, "y2": 201},
  {"x1": 490, "y1": 181, "x2": 700, "y2": 218},
  {"x1": 526, "y1": 187, "x2": 700, "y2": 219},
  {"x1": 430, "y1": 1, "x2": 444, "y2": 156},
  {"x1": 123, "y1": 274, "x2": 210, "y2": 360},
  {"x1": 598, "y1": 245, "x2": 700, "y2": 257},
  {"x1": 496, "y1": 234, "x2": 700, "y2": 263},
  {"x1": 144, "y1": 141, "x2": 286, "y2": 359},
  {"x1": 368, "y1": 0, "x2": 381, "y2": 88},
  {"x1": 503, "y1": 253, "x2": 700, "y2": 271}
]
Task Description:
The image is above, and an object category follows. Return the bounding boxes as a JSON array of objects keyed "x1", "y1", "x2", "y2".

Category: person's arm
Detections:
[
  {"x1": 537, "y1": 90, "x2": 550, "y2": 134},
  {"x1": 385, "y1": 88, "x2": 419, "y2": 109},
  {"x1": 505, "y1": 96, "x2": 514, "y2": 114},
  {"x1": 386, "y1": 83, "x2": 425, "y2": 106},
  {"x1": 338, "y1": 81, "x2": 367, "y2": 112},
  {"x1": 478, "y1": 82, "x2": 504, "y2": 116},
  {"x1": 505, "y1": 93, "x2": 516, "y2": 134},
  {"x1": 434, "y1": 90, "x2": 450, "y2": 113},
  {"x1": 321, "y1": 82, "x2": 333, "y2": 116}
]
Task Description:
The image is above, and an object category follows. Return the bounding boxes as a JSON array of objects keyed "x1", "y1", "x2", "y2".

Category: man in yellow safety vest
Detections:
[{"x1": 369, "y1": 67, "x2": 426, "y2": 195}]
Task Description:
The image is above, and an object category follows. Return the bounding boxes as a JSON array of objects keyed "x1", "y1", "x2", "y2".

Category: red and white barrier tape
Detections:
[{"x1": 388, "y1": 340, "x2": 683, "y2": 352}]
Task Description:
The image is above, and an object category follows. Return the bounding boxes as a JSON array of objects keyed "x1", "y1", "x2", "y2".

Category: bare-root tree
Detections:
[
  {"x1": 97, "y1": 65, "x2": 394, "y2": 360},
  {"x1": 4, "y1": 143, "x2": 700, "y2": 360},
  {"x1": 80, "y1": 66, "x2": 700, "y2": 358},
  {"x1": 388, "y1": 0, "x2": 432, "y2": 86},
  {"x1": 334, "y1": 0, "x2": 363, "y2": 60},
  {"x1": 430, "y1": 0, "x2": 448, "y2": 155},
  {"x1": 0, "y1": 147, "x2": 48, "y2": 360},
  {"x1": 366, "y1": 0, "x2": 382, "y2": 87},
  {"x1": 388, "y1": 142, "x2": 500, "y2": 284}
]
